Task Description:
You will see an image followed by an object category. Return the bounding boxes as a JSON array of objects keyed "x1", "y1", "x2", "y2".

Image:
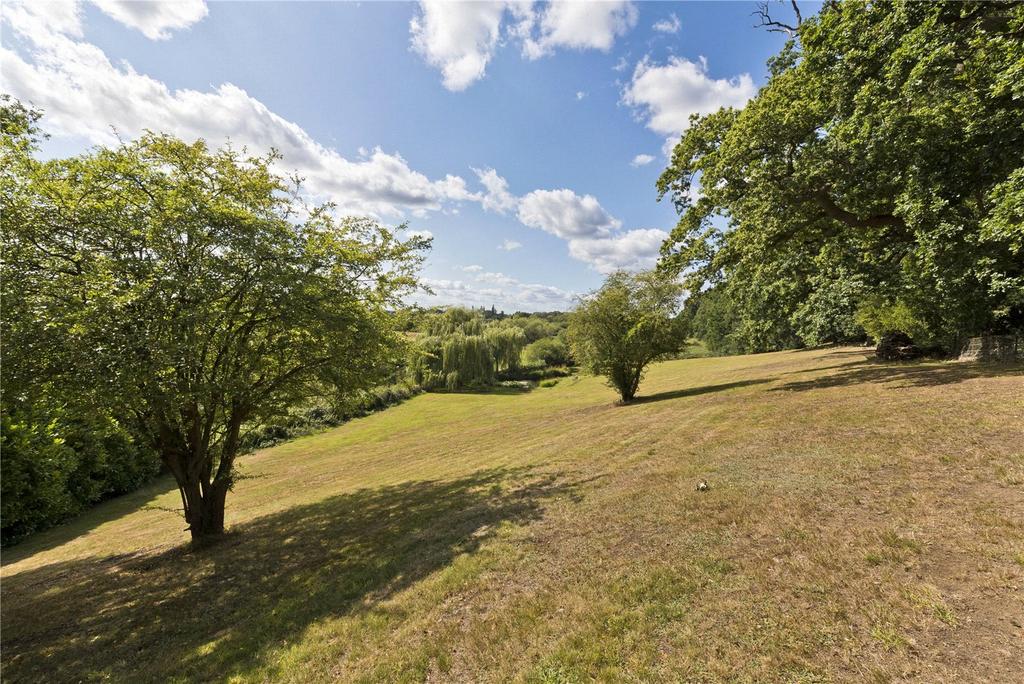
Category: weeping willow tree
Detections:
[
  {"x1": 485, "y1": 325, "x2": 527, "y2": 372},
  {"x1": 407, "y1": 336, "x2": 445, "y2": 388},
  {"x1": 409, "y1": 308, "x2": 528, "y2": 390},
  {"x1": 441, "y1": 334, "x2": 494, "y2": 390},
  {"x1": 426, "y1": 307, "x2": 484, "y2": 336}
]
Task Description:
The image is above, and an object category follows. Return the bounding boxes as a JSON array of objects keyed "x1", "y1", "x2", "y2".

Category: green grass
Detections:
[{"x1": 2, "y1": 347, "x2": 1023, "y2": 682}]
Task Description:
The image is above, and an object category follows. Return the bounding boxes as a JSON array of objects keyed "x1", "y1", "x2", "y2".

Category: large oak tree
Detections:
[{"x1": 658, "y1": 1, "x2": 1024, "y2": 351}]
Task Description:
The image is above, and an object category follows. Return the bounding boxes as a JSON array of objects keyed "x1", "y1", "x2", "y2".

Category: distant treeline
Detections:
[{"x1": 405, "y1": 307, "x2": 573, "y2": 391}]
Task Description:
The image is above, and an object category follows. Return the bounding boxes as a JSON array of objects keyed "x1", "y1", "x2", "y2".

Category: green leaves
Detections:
[
  {"x1": 3, "y1": 124, "x2": 427, "y2": 539},
  {"x1": 568, "y1": 271, "x2": 684, "y2": 402},
  {"x1": 658, "y1": 1, "x2": 1024, "y2": 350}
]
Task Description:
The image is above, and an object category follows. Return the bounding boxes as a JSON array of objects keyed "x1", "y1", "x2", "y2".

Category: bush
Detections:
[
  {"x1": 240, "y1": 382, "x2": 423, "y2": 451},
  {"x1": 1, "y1": 406, "x2": 160, "y2": 546},
  {"x1": 523, "y1": 337, "x2": 572, "y2": 367},
  {"x1": 855, "y1": 296, "x2": 934, "y2": 346},
  {"x1": 1, "y1": 411, "x2": 78, "y2": 545},
  {"x1": 539, "y1": 378, "x2": 559, "y2": 388}
]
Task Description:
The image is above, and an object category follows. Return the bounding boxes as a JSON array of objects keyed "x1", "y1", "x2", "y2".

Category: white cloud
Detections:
[
  {"x1": 613, "y1": 56, "x2": 629, "y2": 72},
  {"x1": 462, "y1": 264, "x2": 484, "y2": 273},
  {"x1": 630, "y1": 153, "x2": 655, "y2": 167},
  {"x1": 622, "y1": 55, "x2": 756, "y2": 150},
  {"x1": 473, "y1": 167, "x2": 518, "y2": 214},
  {"x1": 521, "y1": 1, "x2": 637, "y2": 60},
  {"x1": 409, "y1": 1, "x2": 507, "y2": 92},
  {"x1": 576, "y1": 90, "x2": 586, "y2": 100},
  {"x1": 567, "y1": 229, "x2": 668, "y2": 274},
  {"x1": 652, "y1": 13, "x2": 680, "y2": 34},
  {"x1": 91, "y1": 0, "x2": 208, "y2": 40},
  {"x1": 469, "y1": 171, "x2": 659, "y2": 273},
  {"x1": 418, "y1": 271, "x2": 577, "y2": 312},
  {"x1": 411, "y1": 1, "x2": 637, "y2": 90},
  {"x1": 517, "y1": 188, "x2": 620, "y2": 240},
  {"x1": 406, "y1": 229, "x2": 434, "y2": 241},
  {"x1": 0, "y1": 1, "x2": 476, "y2": 218}
]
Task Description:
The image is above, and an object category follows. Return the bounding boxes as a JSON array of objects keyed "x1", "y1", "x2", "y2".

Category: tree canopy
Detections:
[
  {"x1": 3, "y1": 105, "x2": 427, "y2": 542},
  {"x1": 658, "y1": 1, "x2": 1024, "y2": 353},
  {"x1": 568, "y1": 271, "x2": 685, "y2": 403}
]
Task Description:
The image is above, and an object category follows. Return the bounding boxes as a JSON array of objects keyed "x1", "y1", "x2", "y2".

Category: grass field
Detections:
[{"x1": 2, "y1": 347, "x2": 1023, "y2": 683}]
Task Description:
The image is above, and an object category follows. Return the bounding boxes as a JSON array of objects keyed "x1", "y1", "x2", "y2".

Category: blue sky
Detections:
[{"x1": 1, "y1": 1, "x2": 800, "y2": 311}]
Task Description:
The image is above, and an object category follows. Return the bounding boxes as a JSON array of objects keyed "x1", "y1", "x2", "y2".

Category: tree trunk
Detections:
[{"x1": 179, "y1": 478, "x2": 229, "y2": 544}]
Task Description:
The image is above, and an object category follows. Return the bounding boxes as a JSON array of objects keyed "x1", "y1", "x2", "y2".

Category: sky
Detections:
[{"x1": 1, "y1": 0, "x2": 800, "y2": 312}]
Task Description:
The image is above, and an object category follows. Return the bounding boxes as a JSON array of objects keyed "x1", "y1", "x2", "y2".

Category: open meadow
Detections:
[{"x1": 3, "y1": 347, "x2": 1022, "y2": 682}]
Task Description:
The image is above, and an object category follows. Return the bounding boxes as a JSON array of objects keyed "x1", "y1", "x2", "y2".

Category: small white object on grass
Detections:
[{"x1": 696, "y1": 480, "x2": 709, "y2": 492}]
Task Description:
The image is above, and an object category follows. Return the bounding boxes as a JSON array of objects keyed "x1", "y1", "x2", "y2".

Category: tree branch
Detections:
[
  {"x1": 753, "y1": 1, "x2": 801, "y2": 36},
  {"x1": 810, "y1": 189, "x2": 906, "y2": 231}
]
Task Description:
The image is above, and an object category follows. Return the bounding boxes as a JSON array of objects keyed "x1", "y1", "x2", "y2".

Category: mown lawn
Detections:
[{"x1": 2, "y1": 347, "x2": 1022, "y2": 682}]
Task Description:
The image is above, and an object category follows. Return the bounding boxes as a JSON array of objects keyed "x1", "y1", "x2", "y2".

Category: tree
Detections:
[
  {"x1": 568, "y1": 271, "x2": 685, "y2": 403},
  {"x1": 523, "y1": 336, "x2": 572, "y2": 367},
  {"x1": 658, "y1": 2, "x2": 1024, "y2": 351},
  {"x1": 4, "y1": 129, "x2": 427, "y2": 543},
  {"x1": 485, "y1": 325, "x2": 527, "y2": 372}
]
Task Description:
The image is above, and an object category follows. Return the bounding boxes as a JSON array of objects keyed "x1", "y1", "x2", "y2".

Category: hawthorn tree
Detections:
[
  {"x1": 658, "y1": 1, "x2": 1024, "y2": 351},
  {"x1": 4, "y1": 122, "x2": 427, "y2": 543},
  {"x1": 568, "y1": 271, "x2": 685, "y2": 403}
]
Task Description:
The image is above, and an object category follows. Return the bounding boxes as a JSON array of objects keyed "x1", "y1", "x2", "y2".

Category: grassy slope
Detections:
[{"x1": 2, "y1": 348, "x2": 1022, "y2": 683}]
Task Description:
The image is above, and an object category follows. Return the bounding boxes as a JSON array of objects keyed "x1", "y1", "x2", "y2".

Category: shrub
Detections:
[
  {"x1": 524, "y1": 337, "x2": 572, "y2": 367},
  {"x1": 855, "y1": 296, "x2": 934, "y2": 346},
  {"x1": 1, "y1": 405, "x2": 160, "y2": 546}
]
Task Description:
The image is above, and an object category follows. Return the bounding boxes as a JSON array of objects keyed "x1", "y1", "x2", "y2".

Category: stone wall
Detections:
[{"x1": 958, "y1": 335, "x2": 1022, "y2": 362}]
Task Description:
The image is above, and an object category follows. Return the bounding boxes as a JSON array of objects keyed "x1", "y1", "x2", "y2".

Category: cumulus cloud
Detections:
[
  {"x1": 411, "y1": 1, "x2": 637, "y2": 90},
  {"x1": 520, "y1": 1, "x2": 637, "y2": 60},
  {"x1": 652, "y1": 13, "x2": 681, "y2": 34},
  {"x1": 630, "y1": 153, "x2": 655, "y2": 167},
  {"x1": 406, "y1": 229, "x2": 434, "y2": 241},
  {"x1": 91, "y1": 0, "x2": 208, "y2": 40},
  {"x1": 0, "y1": 0, "x2": 476, "y2": 218},
  {"x1": 623, "y1": 55, "x2": 756, "y2": 151},
  {"x1": 468, "y1": 170, "x2": 662, "y2": 273},
  {"x1": 473, "y1": 167, "x2": 518, "y2": 214},
  {"x1": 517, "y1": 188, "x2": 621, "y2": 240},
  {"x1": 576, "y1": 90, "x2": 586, "y2": 100},
  {"x1": 409, "y1": 1, "x2": 507, "y2": 92},
  {"x1": 418, "y1": 271, "x2": 577, "y2": 312},
  {"x1": 567, "y1": 229, "x2": 668, "y2": 274}
]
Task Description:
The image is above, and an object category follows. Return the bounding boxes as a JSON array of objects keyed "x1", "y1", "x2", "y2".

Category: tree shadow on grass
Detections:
[
  {"x1": 1, "y1": 467, "x2": 576, "y2": 683},
  {"x1": 628, "y1": 378, "x2": 776, "y2": 405},
  {"x1": 771, "y1": 358, "x2": 1023, "y2": 392}
]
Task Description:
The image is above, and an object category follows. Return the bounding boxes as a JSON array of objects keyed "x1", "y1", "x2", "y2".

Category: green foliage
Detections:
[
  {"x1": 426, "y1": 307, "x2": 485, "y2": 336},
  {"x1": 240, "y1": 382, "x2": 423, "y2": 451},
  {"x1": 442, "y1": 334, "x2": 495, "y2": 390},
  {"x1": 485, "y1": 325, "x2": 528, "y2": 372},
  {"x1": 409, "y1": 308, "x2": 561, "y2": 390},
  {"x1": 2, "y1": 111, "x2": 425, "y2": 541},
  {"x1": 855, "y1": 296, "x2": 933, "y2": 346},
  {"x1": 658, "y1": 2, "x2": 1024, "y2": 352},
  {"x1": 511, "y1": 317, "x2": 560, "y2": 342},
  {"x1": 689, "y1": 286, "x2": 744, "y2": 356},
  {"x1": 568, "y1": 270, "x2": 685, "y2": 402},
  {"x1": 523, "y1": 336, "x2": 573, "y2": 367},
  {"x1": 0, "y1": 404, "x2": 160, "y2": 545},
  {"x1": 1, "y1": 411, "x2": 78, "y2": 545}
]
